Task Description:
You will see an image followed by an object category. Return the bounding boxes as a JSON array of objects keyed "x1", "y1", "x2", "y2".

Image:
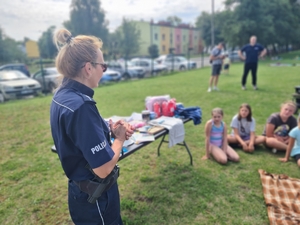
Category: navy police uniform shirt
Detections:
[
  {"x1": 50, "y1": 78, "x2": 115, "y2": 181},
  {"x1": 241, "y1": 43, "x2": 264, "y2": 64}
]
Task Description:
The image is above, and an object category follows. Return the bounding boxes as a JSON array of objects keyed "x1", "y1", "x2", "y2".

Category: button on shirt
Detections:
[
  {"x1": 50, "y1": 78, "x2": 115, "y2": 181},
  {"x1": 241, "y1": 44, "x2": 264, "y2": 63}
]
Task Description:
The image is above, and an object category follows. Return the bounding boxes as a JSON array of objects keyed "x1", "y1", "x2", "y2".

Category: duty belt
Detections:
[{"x1": 74, "y1": 165, "x2": 120, "y2": 204}]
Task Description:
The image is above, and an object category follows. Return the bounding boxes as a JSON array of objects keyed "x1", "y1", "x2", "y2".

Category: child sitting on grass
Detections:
[
  {"x1": 227, "y1": 103, "x2": 265, "y2": 153},
  {"x1": 279, "y1": 115, "x2": 300, "y2": 167},
  {"x1": 202, "y1": 108, "x2": 240, "y2": 165},
  {"x1": 263, "y1": 101, "x2": 297, "y2": 153}
]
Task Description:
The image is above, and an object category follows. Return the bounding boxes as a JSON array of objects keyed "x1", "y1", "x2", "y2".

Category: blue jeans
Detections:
[{"x1": 68, "y1": 180, "x2": 123, "y2": 225}]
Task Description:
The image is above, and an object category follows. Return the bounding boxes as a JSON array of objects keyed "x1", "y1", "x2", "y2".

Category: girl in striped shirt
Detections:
[{"x1": 202, "y1": 108, "x2": 240, "y2": 165}]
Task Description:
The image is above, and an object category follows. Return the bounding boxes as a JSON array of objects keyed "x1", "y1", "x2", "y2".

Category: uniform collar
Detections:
[{"x1": 62, "y1": 77, "x2": 94, "y2": 98}]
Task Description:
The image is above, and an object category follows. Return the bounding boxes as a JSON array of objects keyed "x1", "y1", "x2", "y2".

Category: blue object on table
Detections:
[
  {"x1": 174, "y1": 105, "x2": 202, "y2": 125},
  {"x1": 150, "y1": 112, "x2": 157, "y2": 120}
]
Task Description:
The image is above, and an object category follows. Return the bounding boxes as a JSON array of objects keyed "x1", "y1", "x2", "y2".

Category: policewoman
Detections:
[{"x1": 50, "y1": 28, "x2": 134, "y2": 225}]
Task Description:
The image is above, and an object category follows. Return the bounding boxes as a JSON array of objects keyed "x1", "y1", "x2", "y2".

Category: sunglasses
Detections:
[{"x1": 81, "y1": 62, "x2": 107, "y2": 72}]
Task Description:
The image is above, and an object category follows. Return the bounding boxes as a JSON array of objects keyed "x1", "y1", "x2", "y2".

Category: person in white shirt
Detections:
[{"x1": 227, "y1": 103, "x2": 265, "y2": 153}]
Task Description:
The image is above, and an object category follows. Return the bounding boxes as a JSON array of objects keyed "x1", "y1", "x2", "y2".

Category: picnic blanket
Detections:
[{"x1": 258, "y1": 169, "x2": 300, "y2": 225}]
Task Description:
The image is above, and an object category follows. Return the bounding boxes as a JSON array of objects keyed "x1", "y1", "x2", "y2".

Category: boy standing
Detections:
[{"x1": 208, "y1": 42, "x2": 224, "y2": 92}]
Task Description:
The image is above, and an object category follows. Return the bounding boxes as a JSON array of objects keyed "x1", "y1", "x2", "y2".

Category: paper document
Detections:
[{"x1": 132, "y1": 132, "x2": 155, "y2": 144}]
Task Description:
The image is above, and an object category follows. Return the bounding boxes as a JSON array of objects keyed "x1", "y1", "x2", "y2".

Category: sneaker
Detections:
[
  {"x1": 242, "y1": 86, "x2": 246, "y2": 90},
  {"x1": 272, "y1": 148, "x2": 277, "y2": 154},
  {"x1": 213, "y1": 86, "x2": 219, "y2": 91},
  {"x1": 207, "y1": 87, "x2": 212, "y2": 92},
  {"x1": 253, "y1": 86, "x2": 258, "y2": 90}
]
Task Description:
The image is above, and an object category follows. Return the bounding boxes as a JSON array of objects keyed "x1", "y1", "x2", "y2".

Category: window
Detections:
[
  {"x1": 141, "y1": 61, "x2": 149, "y2": 67},
  {"x1": 33, "y1": 71, "x2": 42, "y2": 79},
  {"x1": 162, "y1": 45, "x2": 165, "y2": 52},
  {"x1": 183, "y1": 35, "x2": 185, "y2": 41},
  {"x1": 155, "y1": 33, "x2": 158, "y2": 40},
  {"x1": 162, "y1": 34, "x2": 165, "y2": 41},
  {"x1": 177, "y1": 35, "x2": 180, "y2": 41}
]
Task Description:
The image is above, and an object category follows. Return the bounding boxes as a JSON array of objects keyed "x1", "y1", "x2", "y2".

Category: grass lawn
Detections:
[{"x1": 0, "y1": 52, "x2": 299, "y2": 225}]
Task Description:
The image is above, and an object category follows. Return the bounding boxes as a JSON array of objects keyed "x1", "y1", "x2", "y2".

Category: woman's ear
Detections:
[{"x1": 83, "y1": 62, "x2": 93, "y2": 79}]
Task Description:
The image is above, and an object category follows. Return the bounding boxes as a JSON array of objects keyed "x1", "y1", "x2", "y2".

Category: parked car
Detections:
[
  {"x1": 0, "y1": 70, "x2": 41, "y2": 103},
  {"x1": 156, "y1": 55, "x2": 197, "y2": 71},
  {"x1": 131, "y1": 58, "x2": 168, "y2": 75},
  {"x1": 107, "y1": 61, "x2": 146, "y2": 80},
  {"x1": 32, "y1": 67, "x2": 61, "y2": 93},
  {"x1": 99, "y1": 69, "x2": 122, "y2": 84},
  {"x1": 0, "y1": 63, "x2": 31, "y2": 77},
  {"x1": 227, "y1": 51, "x2": 241, "y2": 62}
]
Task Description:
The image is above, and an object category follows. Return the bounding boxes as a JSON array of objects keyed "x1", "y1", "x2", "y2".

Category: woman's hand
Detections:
[
  {"x1": 112, "y1": 124, "x2": 127, "y2": 142},
  {"x1": 110, "y1": 120, "x2": 128, "y2": 142},
  {"x1": 124, "y1": 122, "x2": 134, "y2": 140},
  {"x1": 110, "y1": 120, "x2": 134, "y2": 140}
]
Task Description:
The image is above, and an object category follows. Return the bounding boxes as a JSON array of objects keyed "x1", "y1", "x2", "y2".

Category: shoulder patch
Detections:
[{"x1": 76, "y1": 92, "x2": 96, "y2": 103}]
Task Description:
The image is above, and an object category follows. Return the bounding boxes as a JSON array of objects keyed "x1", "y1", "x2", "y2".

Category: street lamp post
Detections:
[
  {"x1": 169, "y1": 48, "x2": 175, "y2": 72},
  {"x1": 150, "y1": 20, "x2": 154, "y2": 76},
  {"x1": 211, "y1": 0, "x2": 215, "y2": 48}
]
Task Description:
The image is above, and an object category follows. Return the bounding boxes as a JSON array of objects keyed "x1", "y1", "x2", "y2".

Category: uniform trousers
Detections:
[
  {"x1": 68, "y1": 180, "x2": 123, "y2": 225},
  {"x1": 242, "y1": 62, "x2": 258, "y2": 86}
]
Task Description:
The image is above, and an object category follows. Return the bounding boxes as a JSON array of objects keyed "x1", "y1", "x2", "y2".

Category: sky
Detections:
[{"x1": 0, "y1": 0, "x2": 224, "y2": 41}]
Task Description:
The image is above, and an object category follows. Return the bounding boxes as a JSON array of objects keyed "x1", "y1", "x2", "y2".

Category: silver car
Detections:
[
  {"x1": 32, "y1": 67, "x2": 61, "y2": 93},
  {"x1": 107, "y1": 61, "x2": 146, "y2": 80},
  {"x1": 0, "y1": 70, "x2": 41, "y2": 103},
  {"x1": 156, "y1": 55, "x2": 197, "y2": 71},
  {"x1": 131, "y1": 58, "x2": 168, "y2": 75}
]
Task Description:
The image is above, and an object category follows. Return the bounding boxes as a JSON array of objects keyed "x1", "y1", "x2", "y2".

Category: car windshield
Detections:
[
  {"x1": 136, "y1": 60, "x2": 159, "y2": 66},
  {"x1": 0, "y1": 71, "x2": 28, "y2": 81},
  {"x1": 176, "y1": 56, "x2": 187, "y2": 61},
  {"x1": 47, "y1": 68, "x2": 58, "y2": 74},
  {"x1": 119, "y1": 61, "x2": 134, "y2": 67}
]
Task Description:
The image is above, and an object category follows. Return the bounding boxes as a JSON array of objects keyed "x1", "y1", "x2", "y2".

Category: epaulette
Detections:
[{"x1": 76, "y1": 92, "x2": 96, "y2": 103}]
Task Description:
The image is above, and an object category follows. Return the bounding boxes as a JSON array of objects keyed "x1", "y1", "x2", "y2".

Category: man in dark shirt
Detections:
[{"x1": 238, "y1": 36, "x2": 266, "y2": 90}]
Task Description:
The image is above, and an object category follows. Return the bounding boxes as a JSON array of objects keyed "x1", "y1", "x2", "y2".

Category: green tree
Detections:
[
  {"x1": 166, "y1": 16, "x2": 182, "y2": 26},
  {"x1": 38, "y1": 26, "x2": 57, "y2": 59},
  {"x1": 195, "y1": 12, "x2": 223, "y2": 49},
  {"x1": 222, "y1": 0, "x2": 300, "y2": 50},
  {"x1": 64, "y1": 0, "x2": 108, "y2": 43},
  {"x1": 106, "y1": 32, "x2": 120, "y2": 61},
  {"x1": 0, "y1": 27, "x2": 26, "y2": 64},
  {"x1": 223, "y1": 0, "x2": 273, "y2": 47},
  {"x1": 148, "y1": 44, "x2": 159, "y2": 59},
  {"x1": 265, "y1": 0, "x2": 300, "y2": 51},
  {"x1": 116, "y1": 18, "x2": 140, "y2": 60}
]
